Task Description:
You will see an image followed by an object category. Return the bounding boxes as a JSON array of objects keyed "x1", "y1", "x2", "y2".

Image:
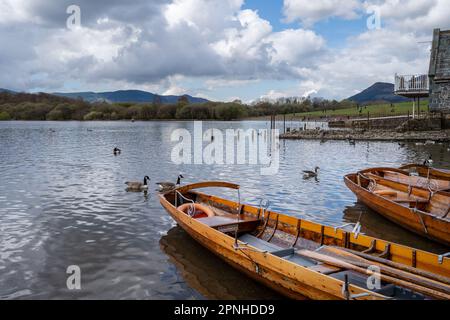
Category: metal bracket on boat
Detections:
[
  {"x1": 378, "y1": 243, "x2": 391, "y2": 259},
  {"x1": 334, "y1": 222, "x2": 361, "y2": 239},
  {"x1": 175, "y1": 190, "x2": 195, "y2": 216},
  {"x1": 438, "y1": 252, "x2": 450, "y2": 264},
  {"x1": 256, "y1": 198, "x2": 270, "y2": 219}
]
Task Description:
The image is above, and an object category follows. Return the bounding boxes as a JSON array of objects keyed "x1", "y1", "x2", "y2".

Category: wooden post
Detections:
[
  {"x1": 418, "y1": 97, "x2": 420, "y2": 116},
  {"x1": 367, "y1": 112, "x2": 370, "y2": 130},
  {"x1": 283, "y1": 113, "x2": 286, "y2": 134}
]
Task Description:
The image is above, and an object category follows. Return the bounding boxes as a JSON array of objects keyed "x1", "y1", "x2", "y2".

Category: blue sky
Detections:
[{"x1": 1, "y1": 0, "x2": 449, "y2": 102}]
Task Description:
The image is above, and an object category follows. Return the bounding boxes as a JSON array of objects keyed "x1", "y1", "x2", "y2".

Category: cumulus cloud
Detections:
[
  {"x1": 282, "y1": 0, "x2": 362, "y2": 26},
  {"x1": 364, "y1": 0, "x2": 450, "y2": 33},
  {"x1": 0, "y1": 0, "x2": 449, "y2": 100}
]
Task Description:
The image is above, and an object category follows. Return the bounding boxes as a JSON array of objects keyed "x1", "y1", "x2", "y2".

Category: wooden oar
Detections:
[
  {"x1": 334, "y1": 246, "x2": 450, "y2": 285},
  {"x1": 298, "y1": 249, "x2": 450, "y2": 300},
  {"x1": 319, "y1": 246, "x2": 450, "y2": 295}
]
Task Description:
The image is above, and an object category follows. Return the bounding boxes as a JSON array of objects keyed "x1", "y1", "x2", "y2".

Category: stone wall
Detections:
[{"x1": 429, "y1": 29, "x2": 450, "y2": 112}]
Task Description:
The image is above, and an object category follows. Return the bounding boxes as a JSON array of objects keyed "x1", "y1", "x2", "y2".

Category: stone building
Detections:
[
  {"x1": 395, "y1": 28, "x2": 450, "y2": 115},
  {"x1": 429, "y1": 29, "x2": 450, "y2": 112}
]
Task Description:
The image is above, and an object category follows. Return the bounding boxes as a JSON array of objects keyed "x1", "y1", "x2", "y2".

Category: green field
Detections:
[{"x1": 249, "y1": 100, "x2": 429, "y2": 121}]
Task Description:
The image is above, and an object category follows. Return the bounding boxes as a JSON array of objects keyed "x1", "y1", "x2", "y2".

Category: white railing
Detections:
[{"x1": 394, "y1": 74, "x2": 429, "y2": 93}]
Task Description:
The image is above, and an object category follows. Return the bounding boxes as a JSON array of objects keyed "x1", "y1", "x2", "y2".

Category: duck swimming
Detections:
[
  {"x1": 113, "y1": 147, "x2": 121, "y2": 155},
  {"x1": 125, "y1": 176, "x2": 150, "y2": 191},
  {"x1": 303, "y1": 167, "x2": 319, "y2": 179},
  {"x1": 156, "y1": 174, "x2": 184, "y2": 192}
]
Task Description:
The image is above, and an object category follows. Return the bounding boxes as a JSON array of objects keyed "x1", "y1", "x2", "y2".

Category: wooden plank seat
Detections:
[
  {"x1": 238, "y1": 234, "x2": 317, "y2": 267},
  {"x1": 197, "y1": 215, "x2": 260, "y2": 233}
]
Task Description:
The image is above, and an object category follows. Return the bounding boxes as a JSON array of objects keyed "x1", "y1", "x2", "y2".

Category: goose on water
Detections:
[
  {"x1": 423, "y1": 155, "x2": 433, "y2": 166},
  {"x1": 113, "y1": 147, "x2": 121, "y2": 155},
  {"x1": 125, "y1": 176, "x2": 150, "y2": 191},
  {"x1": 303, "y1": 167, "x2": 320, "y2": 179},
  {"x1": 156, "y1": 174, "x2": 184, "y2": 192}
]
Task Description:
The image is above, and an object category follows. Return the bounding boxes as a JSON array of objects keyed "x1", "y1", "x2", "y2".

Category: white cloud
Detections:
[
  {"x1": 283, "y1": 0, "x2": 361, "y2": 25},
  {"x1": 0, "y1": 0, "x2": 449, "y2": 101},
  {"x1": 266, "y1": 29, "x2": 325, "y2": 65},
  {"x1": 310, "y1": 29, "x2": 431, "y2": 99}
]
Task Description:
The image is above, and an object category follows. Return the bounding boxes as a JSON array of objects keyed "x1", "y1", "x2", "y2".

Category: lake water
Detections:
[{"x1": 0, "y1": 120, "x2": 449, "y2": 299}]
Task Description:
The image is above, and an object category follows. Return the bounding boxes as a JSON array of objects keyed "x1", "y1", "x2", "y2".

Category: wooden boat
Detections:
[
  {"x1": 361, "y1": 167, "x2": 450, "y2": 192},
  {"x1": 400, "y1": 164, "x2": 450, "y2": 181},
  {"x1": 344, "y1": 171, "x2": 450, "y2": 246},
  {"x1": 159, "y1": 181, "x2": 450, "y2": 300}
]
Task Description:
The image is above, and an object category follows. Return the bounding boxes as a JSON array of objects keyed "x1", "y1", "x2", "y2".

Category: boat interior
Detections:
[
  {"x1": 366, "y1": 167, "x2": 450, "y2": 192},
  {"x1": 350, "y1": 172, "x2": 450, "y2": 220},
  {"x1": 162, "y1": 185, "x2": 450, "y2": 300}
]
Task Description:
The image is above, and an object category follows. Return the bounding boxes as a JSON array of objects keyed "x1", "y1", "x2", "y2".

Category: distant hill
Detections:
[
  {"x1": 53, "y1": 90, "x2": 209, "y2": 104},
  {"x1": 348, "y1": 82, "x2": 410, "y2": 104},
  {"x1": 0, "y1": 88, "x2": 16, "y2": 94}
]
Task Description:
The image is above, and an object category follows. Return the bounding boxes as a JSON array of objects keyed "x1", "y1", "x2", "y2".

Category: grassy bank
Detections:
[{"x1": 247, "y1": 100, "x2": 429, "y2": 121}]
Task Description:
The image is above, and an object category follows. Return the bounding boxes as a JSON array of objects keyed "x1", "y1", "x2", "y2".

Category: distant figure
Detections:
[
  {"x1": 113, "y1": 147, "x2": 121, "y2": 155},
  {"x1": 303, "y1": 167, "x2": 320, "y2": 179}
]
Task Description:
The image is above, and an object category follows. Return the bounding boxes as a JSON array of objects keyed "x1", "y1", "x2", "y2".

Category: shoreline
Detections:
[{"x1": 280, "y1": 129, "x2": 450, "y2": 142}]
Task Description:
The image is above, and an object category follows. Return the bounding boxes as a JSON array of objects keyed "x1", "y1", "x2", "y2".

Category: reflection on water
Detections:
[
  {"x1": 160, "y1": 227, "x2": 282, "y2": 300},
  {"x1": 0, "y1": 121, "x2": 449, "y2": 299}
]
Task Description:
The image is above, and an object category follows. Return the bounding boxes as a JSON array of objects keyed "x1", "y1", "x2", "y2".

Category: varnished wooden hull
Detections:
[
  {"x1": 344, "y1": 174, "x2": 450, "y2": 246},
  {"x1": 159, "y1": 182, "x2": 450, "y2": 299},
  {"x1": 160, "y1": 195, "x2": 343, "y2": 300}
]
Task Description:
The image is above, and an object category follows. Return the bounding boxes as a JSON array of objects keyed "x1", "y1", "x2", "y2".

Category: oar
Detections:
[
  {"x1": 298, "y1": 249, "x2": 450, "y2": 300},
  {"x1": 319, "y1": 246, "x2": 450, "y2": 295},
  {"x1": 334, "y1": 246, "x2": 450, "y2": 285}
]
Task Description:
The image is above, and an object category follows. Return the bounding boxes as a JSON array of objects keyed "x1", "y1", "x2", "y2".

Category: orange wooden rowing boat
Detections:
[
  {"x1": 159, "y1": 181, "x2": 450, "y2": 300},
  {"x1": 345, "y1": 171, "x2": 450, "y2": 246}
]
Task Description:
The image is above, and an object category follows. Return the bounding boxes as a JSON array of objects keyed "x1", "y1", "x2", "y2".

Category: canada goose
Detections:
[
  {"x1": 113, "y1": 147, "x2": 121, "y2": 155},
  {"x1": 156, "y1": 174, "x2": 184, "y2": 192},
  {"x1": 303, "y1": 167, "x2": 319, "y2": 179},
  {"x1": 423, "y1": 155, "x2": 433, "y2": 166},
  {"x1": 125, "y1": 176, "x2": 150, "y2": 191},
  {"x1": 348, "y1": 139, "x2": 356, "y2": 145}
]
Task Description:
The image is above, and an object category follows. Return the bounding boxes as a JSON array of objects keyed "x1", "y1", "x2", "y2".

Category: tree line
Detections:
[{"x1": 0, "y1": 91, "x2": 357, "y2": 121}]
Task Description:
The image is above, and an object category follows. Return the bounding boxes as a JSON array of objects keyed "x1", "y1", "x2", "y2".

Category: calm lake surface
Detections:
[{"x1": 1, "y1": 120, "x2": 449, "y2": 299}]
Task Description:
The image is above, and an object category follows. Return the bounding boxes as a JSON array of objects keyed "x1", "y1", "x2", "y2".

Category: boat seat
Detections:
[
  {"x1": 238, "y1": 234, "x2": 317, "y2": 267},
  {"x1": 238, "y1": 234, "x2": 284, "y2": 252},
  {"x1": 394, "y1": 198, "x2": 428, "y2": 204},
  {"x1": 197, "y1": 215, "x2": 260, "y2": 233}
]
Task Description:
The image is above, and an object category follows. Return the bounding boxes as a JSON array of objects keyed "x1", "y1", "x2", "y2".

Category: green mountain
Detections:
[
  {"x1": 348, "y1": 82, "x2": 410, "y2": 104},
  {"x1": 53, "y1": 90, "x2": 209, "y2": 104}
]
